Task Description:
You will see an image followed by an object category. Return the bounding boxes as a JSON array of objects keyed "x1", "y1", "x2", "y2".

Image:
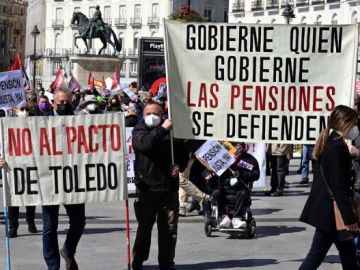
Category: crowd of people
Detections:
[{"x1": 2, "y1": 81, "x2": 360, "y2": 270}]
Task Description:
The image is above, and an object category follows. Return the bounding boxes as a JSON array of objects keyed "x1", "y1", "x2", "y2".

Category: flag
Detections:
[
  {"x1": 9, "y1": 54, "x2": 30, "y2": 88},
  {"x1": 111, "y1": 68, "x2": 120, "y2": 89},
  {"x1": 68, "y1": 75, "x2": 80, "y2": 91},
  {"x1": 88, "y1": 72, "x2": 95, "y2": 89},
  {"x1": 9, "y1": 54, "x2": 22, "y2": 71},
  {"x1": 51, "y1": 69, "x2": 65, "y2": 90}
]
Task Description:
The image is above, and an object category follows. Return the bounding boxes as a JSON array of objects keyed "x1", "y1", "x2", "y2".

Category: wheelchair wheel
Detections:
[
  {"x1": 246, "y1": 220, "x2": 256, "y2": 239},
  {"x1": 204, "y1": 223, "x2": 212, "y2": 237}
]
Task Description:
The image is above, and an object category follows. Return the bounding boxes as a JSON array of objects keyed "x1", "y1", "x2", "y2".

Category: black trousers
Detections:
[
  {"x1": 8, "y1": 206, "x2": 36, "y2": 229},
  {"x1": 299, "y1": 229, "x2": 359, "y2": 270},
  {"x1": 132, "y1": 190, "x2": 179, "y2": 269},
  {"x1": 270, "y1": 155, "x2": 287, "y2": 192}
]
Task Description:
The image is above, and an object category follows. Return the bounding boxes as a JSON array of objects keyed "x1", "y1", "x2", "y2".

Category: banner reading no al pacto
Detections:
[
  {"x1": 1, "y1": 114, "x2": 128, "y2": 206},
  {"x1": 164, "y1": 21, "x2": 359, "y2": 143}
]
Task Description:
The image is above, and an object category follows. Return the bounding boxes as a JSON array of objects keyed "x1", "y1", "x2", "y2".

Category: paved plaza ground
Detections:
[{"x1": 0, "y1": 159, "x2": 343, "y2": 270}]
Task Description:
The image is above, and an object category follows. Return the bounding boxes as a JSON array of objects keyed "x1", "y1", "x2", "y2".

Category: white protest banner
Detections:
[
  {"x1": 195, "y1": 140, "x2": 236, "y2": 176},
  {"x1": 1, "y1": 114, "x2": 128, "y2": 206},
  {"x1": 0, "y1": 70, "x2": 26, "y2": 109},
  {"x1": 126, "y1": 127, "x2": 136, "y2": 194},
  {"x1": 164, "y1": 21, "x2": 359, "y2": 143}
]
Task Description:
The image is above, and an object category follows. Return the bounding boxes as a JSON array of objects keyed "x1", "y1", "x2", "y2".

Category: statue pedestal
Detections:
[{"x1": 70, "y1": 55, "x2": 122, "y2": 88}]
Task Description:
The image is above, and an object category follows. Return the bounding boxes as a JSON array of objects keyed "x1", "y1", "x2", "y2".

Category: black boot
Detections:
[
  {"x1": 8, "y1": 227, "x2": 18, "y2": 238},
  {"x1": 27, "y1": 221, "x2": 38, "y2": 233}
]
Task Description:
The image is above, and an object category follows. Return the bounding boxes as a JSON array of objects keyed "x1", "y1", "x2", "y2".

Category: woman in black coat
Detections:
[{"x1": 299, "y1": 105, "x2": 359, "y2": 270}]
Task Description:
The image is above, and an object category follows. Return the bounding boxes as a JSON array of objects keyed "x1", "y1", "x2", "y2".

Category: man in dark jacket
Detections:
[
  {"x1": 132, "y1": 102, "x2": 185, "y2": 270},
  {"x1": 42, "y1": 88, "x2": 86, "y2": 270}
]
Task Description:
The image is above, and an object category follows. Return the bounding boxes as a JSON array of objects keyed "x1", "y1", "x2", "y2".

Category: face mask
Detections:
[
  {"x1": 56, "y1": 103, "x2": 73, "y2": 115},
  {"x1": 17, "y1": 110, "x2": 27, "y2": 117},
  {"x1": 39, "y1": 102, "x2": 49, "y2": 111},
  {"x1": 86, "y1": 103, "x2": 98, "y2": 112},
  {"x1": 144, "y1": 114, "x2": 161, "y2": 128},
  {"x1": 346, "y1": 126, "x2": 360, "y2": 140}
]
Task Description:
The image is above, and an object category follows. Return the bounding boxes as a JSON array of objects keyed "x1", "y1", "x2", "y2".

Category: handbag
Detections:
[{"x1": 319, "y1": 165, "x2": 360, "y2": 231}]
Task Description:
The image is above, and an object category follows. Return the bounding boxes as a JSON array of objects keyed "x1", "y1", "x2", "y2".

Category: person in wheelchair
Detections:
[{"x1": 209, "y1": 143, "x2": 260, "y2": 229}]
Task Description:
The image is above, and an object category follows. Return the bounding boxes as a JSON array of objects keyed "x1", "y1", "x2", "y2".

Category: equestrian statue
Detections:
[{"x1": 71, "y1": 6, "x2": 122, "y2": 55}]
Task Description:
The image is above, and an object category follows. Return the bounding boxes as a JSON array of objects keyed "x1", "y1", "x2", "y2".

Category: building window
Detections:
[
  {"x1": 118, "y1": 33, "x2": 125, "y2": 54},
  {"x1": 56, "y1": 7, "x2": 63, "y2": 21},
  {"x1": 55, "y1": 33, "x2": 62, "y2": 55},
  {"x1": 120, "y1": 62, "x2": 126, "y2": 75},
  {"x1": 89, "y1": 6, "x2": 95, "y2": 18},
  {"x1": 352, "y1": 11, "x2": 358, "y2": 24},
  {"x1": 104, "y1": 6, "x2": 111, "y2": 23},
  {"x1": 204, "y1": 7, "x2": 213, "y2": 22},
  {"x1": 134, "y1": 4, "x2": 141, "y2": 18},
  {"x1": 119, "y1": 5, "x2": 126, "y2": 18},
  {"x1": 53, "y1": 61, "x2": 62, "y2": 75},
  {"x1": 152, "y1": 3, "x2": 158, "y2": 17}
]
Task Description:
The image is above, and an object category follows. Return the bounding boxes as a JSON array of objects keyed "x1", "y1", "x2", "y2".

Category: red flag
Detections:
[
  {"x1": 9, "y1": 54, "x2": 22, "y2": 71},
  {"x1": 51, "y1": 69, "x2": 65, "y2": 90},
  {"x1": 111, "y1": 68, "x2": 120, "y2": 89},
  {"x1": 88, "y1": 72, "x2": 95, "y2": 89}
]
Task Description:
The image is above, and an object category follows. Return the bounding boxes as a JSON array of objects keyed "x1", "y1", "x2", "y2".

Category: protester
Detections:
[
  {"x1": 265, "y1": 144, "x2": 292, "y2": 196},
  {"x1": 299, "y1": 144, "x2": 316, "y2": 185},
  {"x1": 29, "y1": 95, "x2": 54, "y2": 116},
  {"x1": 178, "y1": 139, "x2": 210, "y2": 217},
  {"x1": 299, "y1": 105, "x2": 359, "y2": 270},
  {"x1": 42, "y1": 87, "x2": 86, "y2": 270},
  {"x1": 77, "y1": 94, "x2": 102, "y2": 115},
  {"x1": 209, "y1": 142, "x2": 260, "y2": 228},
  {"x1": 4, "y1": 106, "x2": 38, "y2": 237},
  {"x1": 125, "y1": 108, "x2": 138, "y2": 127},
  {"x1": 106, "y1": 95, "x2": 123, "y2": 112},
  {"x1": 131, "y1": 102, "x2": 186, "y2": 270}
]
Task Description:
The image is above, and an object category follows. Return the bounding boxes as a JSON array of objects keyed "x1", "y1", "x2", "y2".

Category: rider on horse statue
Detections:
[{"x1": 88, "y1": 5, "x2": 106, "y2": 39}]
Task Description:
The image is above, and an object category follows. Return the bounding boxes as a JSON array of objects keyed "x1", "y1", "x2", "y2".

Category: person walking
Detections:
[
  {"x1": 131, "y1": 101, "x2": 186, "y2": 270},
  {"x1": 42, "y1": 87, "x2": 86, "y2": 270},
  {"x1": 299, "y1": 105, "x2": 359, "y2": 270}
]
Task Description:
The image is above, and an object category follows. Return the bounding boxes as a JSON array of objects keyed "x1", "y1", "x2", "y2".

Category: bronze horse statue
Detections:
[{"x1": 71, "y1": 12, "x2": 122, "y2": 55}]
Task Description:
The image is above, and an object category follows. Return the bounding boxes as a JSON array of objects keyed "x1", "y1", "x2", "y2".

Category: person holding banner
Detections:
[
  {"x1": 299, "y1": 105, "x2": 359, "y2": 270},
  {"x1": 7, "y1": 105, "x2": 38, "y2": 237},
  {"x1": 42, "y1": 87, "x2": 86, "y2": 270},
  {"x1": 132, "y1": 101, "x2": 186, "y2": 270}
]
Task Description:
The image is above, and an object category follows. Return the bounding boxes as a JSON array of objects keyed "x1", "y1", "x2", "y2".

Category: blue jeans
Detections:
[
  {"x1": 301, "y1": 145, "x2": 315, "y2": 182},
  {"x1": 42, "y1": 204, "x2": 86, "y2": 270},
  {"x1": 299, "y1": 229, "x2": 359, "y2": 270}
]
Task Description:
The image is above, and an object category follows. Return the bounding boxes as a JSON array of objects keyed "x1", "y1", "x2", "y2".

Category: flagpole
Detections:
[{"x1": 4, "y1": 207, "x2": 11, "y2": 270}]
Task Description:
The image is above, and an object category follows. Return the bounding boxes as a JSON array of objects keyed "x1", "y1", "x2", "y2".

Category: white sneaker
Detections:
[
  {"x1": 219, "y1": 215, "x2": 232, "y2": 228},
  {"x1": 232, "y1": 218, "x2": 247, "y2": 229}
]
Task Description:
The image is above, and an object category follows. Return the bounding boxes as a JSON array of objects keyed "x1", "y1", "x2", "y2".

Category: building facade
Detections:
[
  {"x1": 26, "y1": 0, "x2": 228, "y2": 88},
  {"x1": 0, "y1": 0, "x2": 27, "y2": 71},
  {"x1": 228, "y1": 0, "x2": 359, "y2": 77},
  {"x1": 228, "y1": 0, "x2": 358, "y2": 24}
]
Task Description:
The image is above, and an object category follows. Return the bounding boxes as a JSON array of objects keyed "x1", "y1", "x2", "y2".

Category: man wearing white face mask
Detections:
[{"x1": 132, "y1": 101, "x2": 187, "y2": 270}]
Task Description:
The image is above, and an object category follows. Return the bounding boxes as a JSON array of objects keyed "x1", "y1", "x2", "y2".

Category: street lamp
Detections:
[
  {"x1": 31, "y1": 25, "x2": 40, "y2": 89},
  {"x1": 282, "y1": 2, "x2": 295, "y2": 25}
]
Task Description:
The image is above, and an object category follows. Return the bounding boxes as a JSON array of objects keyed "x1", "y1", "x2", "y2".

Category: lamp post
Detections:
[
  {"x1": 282, "y1": 2, "x2": 295, "y2": 25},
  {"x1": 31, "y1": 25, "x2": 40, "y2": 89}
]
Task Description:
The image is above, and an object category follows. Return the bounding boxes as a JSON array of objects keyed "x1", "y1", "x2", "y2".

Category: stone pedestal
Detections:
[{"x1": 70, "y1": 55, "x2": 122, "y2": 88}]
